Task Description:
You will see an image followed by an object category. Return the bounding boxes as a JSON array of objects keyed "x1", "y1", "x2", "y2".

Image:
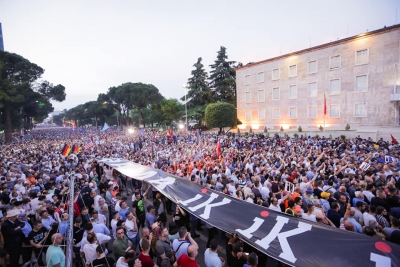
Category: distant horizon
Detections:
[{"x1": 1, "y1": 0, "x2": 399, "y2": 111}]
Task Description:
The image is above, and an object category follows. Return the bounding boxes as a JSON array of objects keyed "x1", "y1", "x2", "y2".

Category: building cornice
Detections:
[{"x1": 235, "y1": 24, "x2": 400, "y2": 71}]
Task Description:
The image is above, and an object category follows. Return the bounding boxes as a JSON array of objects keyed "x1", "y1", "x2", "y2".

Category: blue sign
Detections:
[{"x1": 0, "y1": 23, "x2": 3, "y2": 51}]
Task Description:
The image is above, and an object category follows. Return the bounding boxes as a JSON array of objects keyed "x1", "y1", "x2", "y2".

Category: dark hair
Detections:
[
  {"x1": 84, "y1": 223, "x2": 93, "y2": 231},
  {"x1": 33, "y1": 220, "x2": 42, "y2": 226},
  {"x1": 124, "y1": 250, "x2": 135, "y2": 259},
  {"x1": 331, "y1": 202, "x2": 339, "y2": 210},
  {"x1": 210, "y1": 239, "x2": 218, "y2": 251},
  {"x1": 178, "y1": 226, "x2": 187, "y2": 238},
  {"x1": 168, "y1": 221, "x2": 178, "y2": 235},
  {"x1": 248, "y1": 252, "x2": 258, "y2": 265},
  {"x1": 74, "y1": 217, "x2": 82, "y2": 223},
  {"x1": 116, "y1": 220, "x2": 125, "y2": 227},
  {"x1": 288, "y1": 200, "x2": 295, "y2": 209},
  {"x1": 87, "y1": 232, "x2": 96, "y2": 243},
  {"x1": 370, "y1": 205, "x2": 377, "y2": 213},
  {"x1": 141, "y1": 237, "x2": 150, "y2": 251}
]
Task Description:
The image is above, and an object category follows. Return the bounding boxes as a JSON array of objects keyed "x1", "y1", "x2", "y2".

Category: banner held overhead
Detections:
[{"x1": 101, "y1": 158, "x2": 400, "y2": 267}]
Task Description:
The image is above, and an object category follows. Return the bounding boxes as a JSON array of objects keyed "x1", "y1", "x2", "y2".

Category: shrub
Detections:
[
  {"x1": 298, "y1": 126, "x2": 303, "y2": 132},
  {"x1": 245, "y1": 132, "x2": 249, "y2": 135},
  {"x1": 294, "y1": 133, "x2": 298, "y2": 138},
  {"x1": 319, "y1": 125, "x2": 323, "y2": 131},
  {"x1": 280, "y1": 126, "x2": 284, "y2": 132},
  {"x1": 315, "y1": 134, "x2": 320, "y2": 138},
  {"x1": 345, "y1": 124, "x2": 350, "y2": 131},
  {"x1": 340, "y1": 134, "x2": 346, "y2": 140},
  {"x1": 264, "y1": 126, "x2": 268, "y2": 133}
]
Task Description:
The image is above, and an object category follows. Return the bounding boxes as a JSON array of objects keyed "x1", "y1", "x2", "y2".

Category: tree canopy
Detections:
[
  {"x1": 0, "y1": 51, "x2": 65, "y2": 143},
  {"x1": 160, "y1": 98, "x2": 184, "y2": 126},
  {"x1": 205, "y1": 102, "x2": 236, "y2": 133},
  {"x1": 209, "y1": 46, "x2": 236, "y2": 106}
]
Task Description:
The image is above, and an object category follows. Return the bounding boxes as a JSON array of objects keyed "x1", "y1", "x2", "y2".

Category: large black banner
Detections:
[{"x1": 101, "y1": 158, "x2": 400, "y2": 267}]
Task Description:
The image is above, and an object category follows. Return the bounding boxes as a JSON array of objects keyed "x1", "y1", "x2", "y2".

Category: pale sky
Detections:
[{"x1": 1, "y1": 0, "x2": 399, "y2": 111}]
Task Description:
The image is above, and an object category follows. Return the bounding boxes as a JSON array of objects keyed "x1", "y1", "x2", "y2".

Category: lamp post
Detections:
[{"x1": 182, "y1": 84, "x2": 189, "y2": 133}]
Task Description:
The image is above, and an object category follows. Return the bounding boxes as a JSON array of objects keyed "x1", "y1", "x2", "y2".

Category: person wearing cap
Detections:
[
  {"x1": 1, "y1": 209, "x2": 25, "y2": 266},
  {"x1": 145, "y1": 205, "x2": 156, "y2": 229}
]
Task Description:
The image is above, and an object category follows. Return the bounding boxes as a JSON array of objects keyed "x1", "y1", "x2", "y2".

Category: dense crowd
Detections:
[{"x1": 0, "y1": 126, "x2": 399, "y2": 267}]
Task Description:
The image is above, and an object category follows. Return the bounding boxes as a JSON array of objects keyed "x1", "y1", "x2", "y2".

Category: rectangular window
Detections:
[
  {"x1": 308, "y1": 106, "x2": 317, "y2": 118},
  {"x1": 272, "y1": 68, "x2": 280, "y2": 80},
  {"x1": 289, "y1": 85, "x2": 297, "y2": 99},
  {"x1": 289, "y1": 65, "x2": 297, "y2": 77},
  {"x1": 289, "y1": 107, "x2": 297, "y2": 119},
  {"x1": 354, "y1": 103, "x2": 367, "y2": 117},
  {"x1": 308, "y1": 60, "x2": 317, "y2": 74},
  {"x1": 355, "y1": 75, "x2": 368, "y2": 92},
  {"x1": 258, "y1": 109, "x2": 265, "y2": 119},
  {"x1": 257, "y1": 72, "x2": 264, "y2": 83},
  {"x1": 308, "y1": 82, "x2": 317, "y2": 97},
  {"x1": 258, "y1": 90, "x2": 265, "y2": 102},
  {"x1": 244, "y1": 75, "x2": 251, "y2": 85},
  {"x1": 330, "y1": 55, "x2": 341, "y2": 69},
  {"x1": 356, "y1": 49, "x2": 369, "y2": 65},
  {"x1": 245, "y1": 92, "x2": 251, "y2": 103},
  {"x1": 272, "y1": 87, "x2": 280, "y2": 100},
  {"x1": 245, "y1": 110, "x2": 252, "y2": 121},
  {"x1": 330, "y1": 79, "x2": 341, "y2": 95},
  {"x1": 273, "y1": 108, "x2": 280, "y2": 119},
  {"x1": 329, "y1": 104, "x2": 340, "y2": 118}
]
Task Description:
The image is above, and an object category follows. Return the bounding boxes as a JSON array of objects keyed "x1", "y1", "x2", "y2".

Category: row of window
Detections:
[
  {"x1": 245, "y1": 75, "x2": 368, "y2": 102},
  {"x1": 245, "y1": 103, "x2": 367, "y2": 120},
  {"x1": 244, "y1": 49, "x2": 369, "y2": 85}
]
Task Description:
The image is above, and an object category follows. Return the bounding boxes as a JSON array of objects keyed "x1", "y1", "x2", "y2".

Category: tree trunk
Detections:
[
  {"x1": 219, "y1": 127, "x2": 222, "y2": 135},
  {"x1": 4, "y1": 101, "x2": 12, "y2": 144},
  {"x1": 138, "y1": 108, "x2": 143, "y2": 127}
]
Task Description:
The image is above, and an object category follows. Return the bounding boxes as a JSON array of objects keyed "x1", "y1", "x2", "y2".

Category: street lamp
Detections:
[{"x1": 182, "y1": 84, "x2": 189, "y2": 132}]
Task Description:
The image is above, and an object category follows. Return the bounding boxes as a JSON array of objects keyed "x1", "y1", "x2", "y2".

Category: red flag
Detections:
[
  {"x1": 324, "y1": 93, "x2": 327, "y2": 115},
  {"x1": 391, "y1": 134, "x2": 398, "y2": 144},
  {"x1": 90, "y1": 136, "x2": 94, "y2": 143},
  {"x1": 216, "y1": 139, "x2": 221, "y2": 158}
]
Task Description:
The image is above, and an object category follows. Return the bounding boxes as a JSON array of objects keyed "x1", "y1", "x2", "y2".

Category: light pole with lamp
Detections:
[{"x1": 182, "y1": 84, "x2": 189, "y2": 132}]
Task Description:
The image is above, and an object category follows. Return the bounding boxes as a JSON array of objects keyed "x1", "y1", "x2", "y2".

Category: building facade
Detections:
[{"x1": 236, "y1": 25, "x2": 400, "y2": 131}]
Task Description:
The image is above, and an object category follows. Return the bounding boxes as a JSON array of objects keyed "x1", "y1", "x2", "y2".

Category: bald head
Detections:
[{"x1": 188, "y1": 245, "x2": 198, "y2": 258}]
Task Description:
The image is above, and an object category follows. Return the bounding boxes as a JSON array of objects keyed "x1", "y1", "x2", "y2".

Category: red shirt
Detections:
[
  {"x1": 176, "y1": 254, "x2": 199, "y2": 267},
  {"x1": 139, "y1": 252, "x2": 155, "y2": 267}
]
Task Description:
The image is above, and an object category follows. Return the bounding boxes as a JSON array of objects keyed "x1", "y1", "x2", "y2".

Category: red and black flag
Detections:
[
  {"x1": 71, "y1": 144, "x2": 82, "y2": 154},
  {"x1": 61, "y1": 144, "x2": 71, "y2": 156}
]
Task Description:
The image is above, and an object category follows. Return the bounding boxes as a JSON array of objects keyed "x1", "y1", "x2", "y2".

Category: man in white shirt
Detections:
[
  {"x1": 260, "y1": 182, "x2": 271, "y2": 201},
  {"x1": 83, "y1": 233, "x2": 99, "y2": 265},
  {"x1": 125, "y1": 212, "x2": 138, "y2": 250},
  {"x1": 227, "y1": 180, "x2": 236, "y2": 196},
  {"x1": 363, "y1": 206, "x2": 377, "y2": 227}
]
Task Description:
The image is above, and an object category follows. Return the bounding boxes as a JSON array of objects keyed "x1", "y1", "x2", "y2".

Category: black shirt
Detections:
[
  {"x1": 92, "y1": 257, "x2": 115, "y2": 267},
  {"x1": 28, "y1": 227, "x2": 47, "y2": 245},
  {"x1": 73, "y1": 225, "x2": 84, "y2": 243}
]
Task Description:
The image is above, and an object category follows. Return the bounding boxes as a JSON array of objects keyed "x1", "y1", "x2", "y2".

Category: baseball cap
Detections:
[
  {"x1": 305, "y1": 190, "x2": 313, "y2": 195},
  {"x1": 147, "y1": 205, "x2": 155, "y2": 212},
  {"x1": 321, "y1": 192, "x2": 330, "y2": 198}
]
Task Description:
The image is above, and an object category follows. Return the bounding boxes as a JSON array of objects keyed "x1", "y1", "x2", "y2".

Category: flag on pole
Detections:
[
  {"x1": 216, "y1": 139, "x2": 221, "y2": 158},
  {"x1": 61, "y1": 144, "x2": 71, "y2": 156},
  {"x1": 102, "y1": 122, "x2": 109, "y2": 131},
  {"x1": 84, "y1": 138, "x2": 95, "y2": 150},
  {"x1": 391, "y1": 134, "x2": 398, "y2": 144},
  {"x1": 324, "y1": 93, "x2": 327, "y2": 115}
]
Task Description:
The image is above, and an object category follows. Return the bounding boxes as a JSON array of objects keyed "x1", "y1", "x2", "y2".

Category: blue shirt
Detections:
[
  {"x1": 340, "y1": 217, "x2": 363, "y2": 233},
  {"x1": 42, "y1": 216, "x2": 55, "y2": 230},
  {"x1": 119, "y1": 208, "x2": 129, "y2": 221},
  {"x1": 20, "y1": 219, "x2": 33, "y2": 238},
  {"x1": 59, "y1": 221, "x2": 68, "y2": 236}
]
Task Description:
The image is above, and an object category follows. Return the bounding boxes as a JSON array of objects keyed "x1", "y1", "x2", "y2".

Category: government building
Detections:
[{"x1": 236, "y1": 24, "x2": 400, "y2": 132}]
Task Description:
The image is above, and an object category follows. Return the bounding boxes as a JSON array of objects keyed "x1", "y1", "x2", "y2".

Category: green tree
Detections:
[
  {"x1": 129, "y1": 83, "x2": 163, "y2": 126},
  {"x1": 209, "y1": 47, "x2": 236, "y2": 105},
  {"x1": 181, "y1": 57, "x2": 214, "y2": 122},
  {"x1": 205, "y1": 102, "x2": 236, "y2": 134},
  {"x1": 160, "y1": 98, "x2": 184, "y2": 127},
  {"x1": 0, "y1": 51, "x2": 66, "y2": 143}
]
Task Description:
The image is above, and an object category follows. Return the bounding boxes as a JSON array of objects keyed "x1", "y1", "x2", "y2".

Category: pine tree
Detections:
[
  {"x1": 182, "y1": 57, "x2": 213, "y2": 109},
  {"x1": 209, "y1": 46, "x2": 236, "y2": 105}
]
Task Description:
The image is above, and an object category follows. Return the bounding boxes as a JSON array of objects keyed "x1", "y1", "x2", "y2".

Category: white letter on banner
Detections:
[
  {"x1": 235, "y1": 217, "x2": 265, "y2": 238},
  {"x1": 255, "y1": 216, "x2": 312, "y2": 263},
  {"x1": 188, "y1": 193, "x2": 231, "y2": 220},
  {"x1": 179, "y1": 194, "x2": 202, "y2": 206},
  {"x1": 370, "y1": 253, "x2": 391, "y2": 267},
  {"x1": 148, "y1": 177, "x2": 176, "y2": 191}
]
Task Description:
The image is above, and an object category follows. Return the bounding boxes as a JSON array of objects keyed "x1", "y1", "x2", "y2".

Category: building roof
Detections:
[{"x1": 235, "y1": 24, "x2": 400, "y2": 71}]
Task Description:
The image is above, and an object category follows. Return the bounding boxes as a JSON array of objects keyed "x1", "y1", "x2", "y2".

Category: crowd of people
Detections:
[{"x1": 0, "y1": 125, "x2": 399, "y2": 267}]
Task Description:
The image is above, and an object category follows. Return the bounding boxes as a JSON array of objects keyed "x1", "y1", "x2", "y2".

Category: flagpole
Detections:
[{"x1": 324, "y1": 90, "x2": 326, "y2": 133}]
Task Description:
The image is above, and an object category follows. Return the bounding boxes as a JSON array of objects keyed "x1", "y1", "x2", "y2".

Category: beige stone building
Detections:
[{"x1": 236, "y1": 24, "x2": 400, "y2": 132}]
